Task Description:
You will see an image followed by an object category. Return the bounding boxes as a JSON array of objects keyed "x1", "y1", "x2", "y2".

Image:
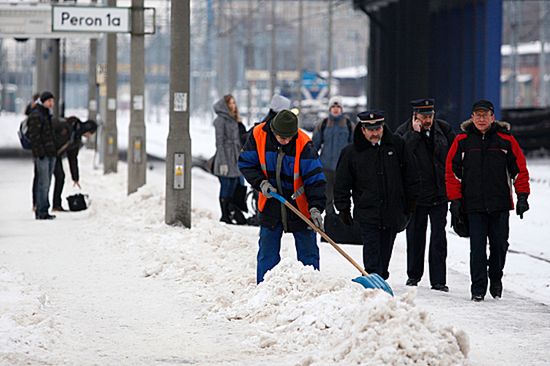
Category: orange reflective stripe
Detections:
[
  {"x1": 253, "y1": 123, "x2": 268, "y2": 212},
  {"x1": 254, "y1": 123, "x2": 312, "y2": 218}
]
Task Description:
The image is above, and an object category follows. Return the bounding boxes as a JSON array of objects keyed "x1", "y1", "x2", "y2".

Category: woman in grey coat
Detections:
[{"x1": 213, "y1": 94, "x2": 246, "y2": 224}]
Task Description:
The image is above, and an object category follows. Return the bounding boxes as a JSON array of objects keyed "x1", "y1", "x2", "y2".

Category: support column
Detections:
[{"x1": 103, "y1": 0, "x2": 118, "y2": 174}]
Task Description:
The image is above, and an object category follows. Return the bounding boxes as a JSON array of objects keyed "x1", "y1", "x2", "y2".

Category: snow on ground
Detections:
[{"x1": 0, "y1": 151, "x2": 549, "y2": 365}]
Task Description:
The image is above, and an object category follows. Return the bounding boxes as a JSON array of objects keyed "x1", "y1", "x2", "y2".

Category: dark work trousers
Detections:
[
  {"x1": 323, "y1": 168, "x2": 335, "y2": 214},
  {"x1": 406, "y1": 203, "x2": 448, "y2": 285},
  {"x1": 359, "y1": 223, "x2": 397, "y2": 280},
  {"x1": 467, "y1": 211, "x2": 510, "y2": 296},
  {"x1": 53, "y1": 158, "x2": 65, "y2": 208}
]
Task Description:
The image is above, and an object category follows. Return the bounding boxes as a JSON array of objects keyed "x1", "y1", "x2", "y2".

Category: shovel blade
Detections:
[{"x1": 352, "y1": 274, "x2": 394, "y2": 296}]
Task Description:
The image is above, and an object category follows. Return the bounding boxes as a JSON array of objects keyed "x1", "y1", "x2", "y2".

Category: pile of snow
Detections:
[
  {"x1": 0, "y1": 268, "x2": 58, "y2": 365},
  {"x1": 75, "y1": 162, "x2": 469, "y2": 365}
]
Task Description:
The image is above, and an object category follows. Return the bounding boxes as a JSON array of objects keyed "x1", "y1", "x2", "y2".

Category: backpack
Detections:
[
  {"x1": 320, "y1": 117, "x2": 354, "y2": 143},
  {"x1": 17, "y1": 118, "x2": 32, "y2": 150}
]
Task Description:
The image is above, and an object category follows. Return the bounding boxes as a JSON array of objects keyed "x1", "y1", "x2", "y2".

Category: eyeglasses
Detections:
[{"x1": 472, "y1": 111, "x2": 492, "y2": 119}]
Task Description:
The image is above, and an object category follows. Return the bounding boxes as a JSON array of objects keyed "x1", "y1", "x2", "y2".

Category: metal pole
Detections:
[
  {"x1": 87, "y1": 0, "x2": 98, "y2": 149},
  {"x1": 166, "y1": 0, "x2": 192, "y2": 227},
  {"x1": 270, "y1": 0, "x2": 276, "y2": 97},
  {"x1": 128, "y1": 0, "x2": 147, "y2": 194},
  {"x1": 247, "y1": 0, "x2": 253, "y2": 124},
  {"x1": 327, "y1": 0, "x2": 333, "y2": 98},
  {"x1": 298, "y1": 0, "x2": 303, "y2": 113},
  {"x1": 103, "y1": 0, "x2": 118, "y2": 174}
]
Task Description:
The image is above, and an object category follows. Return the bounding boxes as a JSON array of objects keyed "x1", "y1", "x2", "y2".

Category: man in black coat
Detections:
[
  {"x1": 334, "y1": 111, "x2": 420, "y2": 280},
  {"x1": 395, "y1": 98, "x2": 455, "y2": 292},
  {"x1": 51, "y1": 117, "x2": 97, "y2": 211},
  {"x1": 28, "y1": 91, "x2": 57, "y2": 220}
]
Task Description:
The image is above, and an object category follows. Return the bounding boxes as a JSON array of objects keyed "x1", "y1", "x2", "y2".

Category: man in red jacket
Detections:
[{"x1": 445, "y1": 99, "x2": 530, "y2": 302}]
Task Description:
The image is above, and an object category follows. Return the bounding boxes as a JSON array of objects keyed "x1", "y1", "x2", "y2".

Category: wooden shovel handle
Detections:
[{"x1": 272, "y1": 192, "x2": 369, "y2": 277}]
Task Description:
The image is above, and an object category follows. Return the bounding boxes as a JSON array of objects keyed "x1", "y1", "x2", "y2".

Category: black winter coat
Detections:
[
  {"x1": 28, "y1": 104, "x2": 56, "y2": 159},
  {"x1": 334, "y1": 125, "x2": 420, "y2": 232},
  {"x1": 395, "y1": 118, "x2": 455, "y2": 206},
  {"x1": 446, "y1": 120, "x2": 530, "y2": 213},
  {"x1": 53, "y1": 119, "x2": 83, "y2": 182}
]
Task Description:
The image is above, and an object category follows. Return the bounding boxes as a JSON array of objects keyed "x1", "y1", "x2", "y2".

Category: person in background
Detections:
[
  {"x1": 239, "y1": 109, "x2": 326, "y2": 283},
  {"x1": 446, "y1": 99, "x2": 530, "y2": 302},
  {"x1": 312, "y1": 96, "x2": 355, "y2": 214},
  {"x1": 395, "y1": 98, "x2": 455, "y2": 292},
  {"x1": 27, "y1": 91, "x2": 57, "y2": 220},
  {"x1": 25, "y1": 93, "x2": 40, "y2": 116},
  {"x1": 212, "y1": 94, "x2": 247, "y2": 225},
  {"x1": 51, "y1": 117, "x2": 98, "y2": 212},
  {"x1": 334, "y1": 111, "x2": 420, "y2": 280}
]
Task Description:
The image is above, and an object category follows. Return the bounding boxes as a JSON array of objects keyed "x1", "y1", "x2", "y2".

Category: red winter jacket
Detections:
[{"x1": 445, "y1": 120, "x2": 530, "y2": 213}]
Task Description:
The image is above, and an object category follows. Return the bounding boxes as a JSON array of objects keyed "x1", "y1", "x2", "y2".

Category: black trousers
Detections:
[
  {"x1": 468, "y1": 211, "x2": 510, "y2": 296},
  {"x1": 53, "y1": 158, "x2": 65, "y2": 208},
  {"x1": 359, "y1": 223, "x2": 397, "y2": 280},
  {"x1": 323, "y1": 168, "x2": 335, "y2": 214},
  {"x1": 406, "y1": 203, "x2": 448, "y2": 285}
]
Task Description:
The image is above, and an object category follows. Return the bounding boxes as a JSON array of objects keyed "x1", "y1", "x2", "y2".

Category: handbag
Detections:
[{"x1": 66, "y1": 193, "x2": 89, "y2": 212}]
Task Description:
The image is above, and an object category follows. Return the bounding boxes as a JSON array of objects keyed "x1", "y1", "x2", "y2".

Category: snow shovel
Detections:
[{"x1": 269, "y1": 191, "x2": 394, "y2": 296}]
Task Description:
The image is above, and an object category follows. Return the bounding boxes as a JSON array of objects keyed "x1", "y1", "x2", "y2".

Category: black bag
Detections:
[
  {"x1": 451, "y1": 211, "x2": 469, "y2": 238},
  {"x1": 66, "y1": 193, "x2": 88, "y2": 212},
  {"x1": 323, "y1": 212, "x2": 363, "y2": 245},
  {"x1": 232, "y1": 183, "x2": 248, "y2": 213}
]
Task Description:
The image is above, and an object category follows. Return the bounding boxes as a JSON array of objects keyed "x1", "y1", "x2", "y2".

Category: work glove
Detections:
[
  {"x1": 260, "y1": 180, "x2": 277, "y2": 198},
  {"x1": 339, "y1": 210, "x2": 353, "y2": 226},
  {"x1": 450, "y1": 199, "x2": 462, "y2": 219},
  {"x1": 309, "y1": 207, "x2": 323, "y2": 230},
  {"x1": 219, "y1": 164, "x2": 229, "y2": 176},
  {"x1": 516, "y1": 194, "x2": 529, "y2": 219}
]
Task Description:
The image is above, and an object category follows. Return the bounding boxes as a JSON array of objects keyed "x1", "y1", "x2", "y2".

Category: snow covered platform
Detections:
[{"x1": 1, "y1": 152, "x2": 549, "y2": 365}]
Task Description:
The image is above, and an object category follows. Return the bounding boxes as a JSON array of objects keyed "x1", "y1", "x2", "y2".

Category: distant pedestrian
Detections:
[
  {"x1": 24, "y1": 93, "x2": 40, "y2": 116},
  {"x1": 312, "y1": 96, "x2": 355, "y2": 214},
  {"x1": 51, "y1": 117, "x2": 98, "y2": 211},
  {"x1": 260, "y1": 94, "x2": 292, "y2": 125},
  {"x1": 239, "y1": 109, "x2": 326, "y2": 283},
  {"x1": 212, "y1": 94, "x2": 246, "y2": 224},
  {"x1": 446, "y1": 99, "x2": 530, "y2": 302},
  {"x1": 395, "y1": 98, "x2": 455, "y2": 292},
  {"x1": 28, "y1": 91, "x2": 57, "y2": 220},
  {"x1": 334, "y1": 111, "x2": 420, "y2": 280}
]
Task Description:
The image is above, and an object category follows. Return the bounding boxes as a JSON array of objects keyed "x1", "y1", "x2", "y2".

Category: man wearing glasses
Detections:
[
  {"x1": 334, "y1": 111, "x2": 420, "y2": 280},
  {"x1": 395, "y1": 99, "x2": 455, "y2": 292},
  {"x1": 446, "y1": 99, "x2": 530, "y2": 302}
]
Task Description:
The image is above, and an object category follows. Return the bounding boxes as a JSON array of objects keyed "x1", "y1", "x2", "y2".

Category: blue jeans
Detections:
[
  {"x1": 35, "y1": 156, "x2": 56, "y2": 217},
  {"x1": 257, "y1": 223, "x2": 319, "y2": 283},
  {"x1": 218, "y1": 176, "x2": 239, "y2": 199}
]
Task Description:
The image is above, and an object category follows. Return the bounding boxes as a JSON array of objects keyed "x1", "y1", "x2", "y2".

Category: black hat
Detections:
[
  {"x1": 472, "y1": 99, "x2": 494, "y2": 113},
  {"x1": 357, "y1": 110, "x2": 385, "y2": 130},
  {"x1": 271, "y1": 109, "x2": 298, "y2": 137},
  {"x1": 80, "y1": 120, "x2": 98, "y2": 134},
  {"x1": 40, "y1": 91, "x2": 55, "y2": 103},
  {"x1": 411, "y1": 98, "x2": 435, "y2": 114}
]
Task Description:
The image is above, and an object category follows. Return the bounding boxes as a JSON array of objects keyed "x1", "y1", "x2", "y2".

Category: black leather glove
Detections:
[
  {"x1": 450, "y1": 200, "x2": 462, "y2": 219},
  {"x1": 516, "y1": 194, "x2": 529, "y2": 219},
  {"x1": 339, "y1": 210, "x2": 353, "y2": 226}
]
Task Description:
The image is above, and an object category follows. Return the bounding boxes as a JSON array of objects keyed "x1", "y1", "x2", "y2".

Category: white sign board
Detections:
[
  {"x1": 52, "y1": 6, "x2": 131, "y2": 33},
  {"x1": 174, "y1": 93, "x2": 187, "y2": 112}
]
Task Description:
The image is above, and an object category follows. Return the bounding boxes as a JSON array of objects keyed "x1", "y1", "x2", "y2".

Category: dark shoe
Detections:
[
  {"x1": 489, "y1": 281, "x2": 503, "y2": 299},
  {"x1": 471, "y1": 294, "x2": 484, "y2": 302},
  {"x1": 431, "y1": 284, "x2": 449, "y2": 292},
  {"x1": 52, "y1": 206, "x2": 67, "y2": 212},
  {"x1": 36, "y1": 214, "x2": 56, "y2": 220},
  {"x1": 228, "y1": 202, "x2": 247, "y2": 225},
  {"x1": 406, "y1": 278, "x2": 420, "y2": 286}
]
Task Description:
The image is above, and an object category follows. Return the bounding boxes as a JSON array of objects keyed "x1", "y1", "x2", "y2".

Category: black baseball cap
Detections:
[{"x1": 472, "y1": 99, "x2": 494, "y2": 113}]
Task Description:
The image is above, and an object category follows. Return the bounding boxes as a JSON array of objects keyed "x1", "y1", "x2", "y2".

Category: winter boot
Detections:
[
  {"x1": 228, "y1": 202, "x2": 247, "y2": 225},
  {"x1": 219, "y1": 198, "x2": 232, "y2": 224}
]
